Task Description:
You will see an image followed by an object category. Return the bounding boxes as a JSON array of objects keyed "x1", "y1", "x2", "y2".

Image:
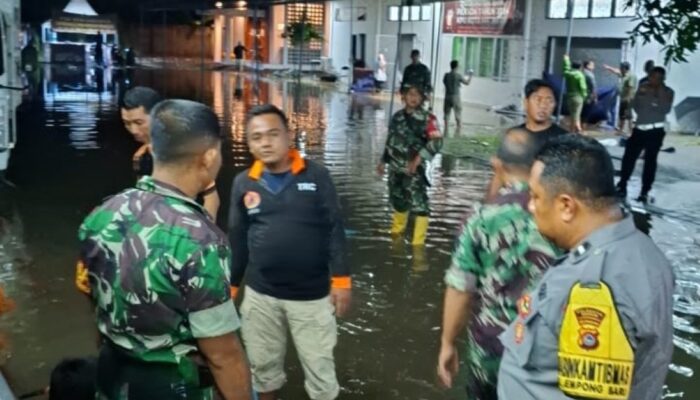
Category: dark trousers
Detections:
[
  {"x1": 619, "y1": 127, "x2": 665, "y2": 194},
  {"x1": 97, "y1": 342, "x2": 213, "y2": 400}
]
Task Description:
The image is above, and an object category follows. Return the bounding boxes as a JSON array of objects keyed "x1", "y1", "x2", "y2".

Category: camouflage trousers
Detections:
[{"x1": 388, "y1": 170, "x2": 429, "y2": 216}]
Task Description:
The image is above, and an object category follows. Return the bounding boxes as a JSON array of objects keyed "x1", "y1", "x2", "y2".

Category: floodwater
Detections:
[{"x1": 0, "y1": 66, "x2": 698, "y2": 399}]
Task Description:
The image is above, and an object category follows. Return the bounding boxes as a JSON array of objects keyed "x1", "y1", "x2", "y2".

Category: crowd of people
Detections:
[{"x1": 29, "y1": 47, "x2": 674, "y2": 400}]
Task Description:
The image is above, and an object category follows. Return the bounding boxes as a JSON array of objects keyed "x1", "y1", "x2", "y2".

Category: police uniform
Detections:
[{"x1": 497, "y1": 215, "x2": 674, "y2": 400}]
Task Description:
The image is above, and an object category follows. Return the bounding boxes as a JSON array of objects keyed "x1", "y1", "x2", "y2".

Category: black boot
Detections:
[
  {"x1": 615, "y1": 183, "x2": 627, "y2": 200},
  {"x1": 636, "y1": 193, "x2": 648, "y2": 204}
]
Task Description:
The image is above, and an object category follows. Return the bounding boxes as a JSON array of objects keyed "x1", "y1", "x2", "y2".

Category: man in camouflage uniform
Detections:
[
  {"x1": 377, "y1": 85, "x2": 442, "y2": 246},
  {"x1": 437, "y1": 128, "x2": 558, "y2": 399},
  {"x1": 78, "y1": 100, "x2": 252, "y2": 400}
]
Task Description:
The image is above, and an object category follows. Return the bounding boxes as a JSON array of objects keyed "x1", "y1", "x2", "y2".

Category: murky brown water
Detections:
[{"x1": 0, "y1": 66, "x2": 698, "y2": 399}]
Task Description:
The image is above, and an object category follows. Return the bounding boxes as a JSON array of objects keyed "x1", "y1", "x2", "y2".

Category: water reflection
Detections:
[{"x1": 2, "y1": 68, "x2": 699, "y2": 399}]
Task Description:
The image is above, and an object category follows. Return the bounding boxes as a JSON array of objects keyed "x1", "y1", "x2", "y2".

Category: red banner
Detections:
[{"x1": 443, "y1": 0, "x2": 525, "y2": 36}]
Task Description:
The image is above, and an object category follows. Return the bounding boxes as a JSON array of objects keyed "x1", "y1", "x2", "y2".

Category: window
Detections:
[
  {"x1": 461, "y1": 36, "x2": 510, "y2": 81},
  {"x1": 615, "y1": 1, "x2": 635, "y2": 17},
  {"x1": 547, "y1": 0, "x2": 636, "y2": 18},
  {"x1": 591, "y1": 0, "x2": 614, "y2": 17},
  {"x1": 387, "y1": 5, "x2": 432, "y2": 21}
]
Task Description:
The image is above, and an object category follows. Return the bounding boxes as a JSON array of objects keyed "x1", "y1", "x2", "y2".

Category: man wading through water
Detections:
[
  {"x1": 78, "y1": 100, "x2": 252, "y2": 400},
  {"x1": 229, "y1": 104, "x2": 351, "y2": 400},
  {"x1": 438, "y1": 128, "x2": 558, "y2": 399},
  {"x1": 121, "y1": 87, "x2": 220, "y2": 219},
  {"x1": 485, "y1": 79, "x2": 568, "y2": 201}
]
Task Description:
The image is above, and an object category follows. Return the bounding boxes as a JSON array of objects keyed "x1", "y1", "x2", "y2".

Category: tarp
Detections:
[{"x1": 544, "y1": 72, "x2": 618, "y2": 126}]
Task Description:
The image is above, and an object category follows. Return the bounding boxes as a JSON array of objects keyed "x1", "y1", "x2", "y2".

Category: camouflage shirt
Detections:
[
  {"x1": 444, "y1": 182, "x2": 558, "y2": 389},
  {"x1": 78, "y1": 176, "x2": 240, "y2": 385},
  {"x1": 382, "y1": 108, "x2": 442, "y2": 173}
]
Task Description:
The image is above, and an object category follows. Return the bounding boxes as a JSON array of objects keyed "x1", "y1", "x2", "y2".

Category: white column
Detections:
[
  {"x1": 224, "y1": 15, "x2": 233, "y2": 62},
  {"x1": 214, "y1": 15, "x2": 223, "y2": 62},
  {"x1": 283, "y1": 5, "x2": 289, "y2": 66}
]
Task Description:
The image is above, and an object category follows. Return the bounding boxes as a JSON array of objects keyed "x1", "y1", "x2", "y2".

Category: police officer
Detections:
[{"x1": 498, "y1": 134, "x2": 674, "y2": 400}]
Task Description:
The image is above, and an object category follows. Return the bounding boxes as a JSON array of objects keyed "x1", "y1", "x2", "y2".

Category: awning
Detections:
[{"x1": 63, "y1": 0, "x2": 99, "y2": 16}]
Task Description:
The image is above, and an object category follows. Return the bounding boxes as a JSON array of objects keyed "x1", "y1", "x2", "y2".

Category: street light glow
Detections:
[{"x1": 215, "y1": 1, "x2": 223, "y2": 8}]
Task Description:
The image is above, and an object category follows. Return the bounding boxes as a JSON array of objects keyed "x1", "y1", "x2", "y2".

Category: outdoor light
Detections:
[
  {"x1": 215, "y1": 1, "x2": 223, "y2": 8},
  {"x1": 235, "y1": 1, "x2": 247, "y2": 9}
]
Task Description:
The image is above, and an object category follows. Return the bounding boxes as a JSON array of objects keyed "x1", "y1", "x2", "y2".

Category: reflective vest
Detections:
[{"x1": 558, "y1": 250, "x2": 635, "y2": 399}]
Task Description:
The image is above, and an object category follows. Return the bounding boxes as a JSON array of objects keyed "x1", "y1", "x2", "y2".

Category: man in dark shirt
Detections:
[
  {"x1": 121, "y1": 87, "x2": 220, "y2": 219},
  {"x1": 234, "y1": 42, "x2": 246, "y2": 60},
  {"x1": 121, "y1": 86, "x2": 161, "y2": 177},
  {"x1": 583, "y1": 60, "x2": 597, "y2": 104},
  {"x1": 485, "y1": 79, "x2": 567, "y2": 200},
  {"x1": 402, "y1": 49, "x2": 432, "y2": 95},
  {"x1": 229, "y1": 104, "x2": 350, "y2": 400}
]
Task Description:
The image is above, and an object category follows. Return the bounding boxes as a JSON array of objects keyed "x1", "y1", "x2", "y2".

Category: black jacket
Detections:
[{"x1": 228, "y1": 155, "x2": 348, "y2": 300}]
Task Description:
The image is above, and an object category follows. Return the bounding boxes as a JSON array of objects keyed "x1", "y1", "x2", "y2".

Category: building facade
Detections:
[
  {"x1": 209, "y1": 2, "x2": 332, "y2": 68},
  {"x1": 329, "y1": 0, "x2": 699, "y2": 131}
]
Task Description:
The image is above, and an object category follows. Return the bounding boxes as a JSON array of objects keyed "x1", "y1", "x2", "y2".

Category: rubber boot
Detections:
[
  {"x1": 390, "y1": 211, "x2": 409, "y2": 235},
  {"x1": 411, "y1": 216, "x2": 429, "y2": 246}
]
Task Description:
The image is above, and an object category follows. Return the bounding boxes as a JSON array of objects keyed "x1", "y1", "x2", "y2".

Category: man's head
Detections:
[
  {"x1": 583, "y1": 60, "x2": 595, "y2": 71},
  {"x1": 648, "y1": 66, "x2": 666, "y2": 87},
  {"x1": 49, "y1": 358, "x2": 97, "y2": 400},
  {"x1": 644, "y1": 59, "x2": 655, "y2": 74},
  {"x1": 492, "y1": 128, "x2": 538, "y2": 183},
  {"x1": 245, "y1": 104, "x2": 293, "y2": 168},
  {"x1": 403, "y1": 85, "x2": 425, "y2": 110},
  {"x1": 150, "y1": 100, "x2": 223, "y2": 188},
  {"x1": 411, "y1": 49, "x2": 420, "y2": 64},
  {"x1": 528, "y1": 135, "x2": 617, "y2": 249},
  {"x1": 571, "y1": 61, "x2": 582, "y2": 70},
  {"x1": 523, "y1": 79, "x2": 556, "y2": 125},
  {"x1": 620, "y1": 61, "x2": 631, "y2": 75},
  {"x1": 450, "y1": 60, "x2": 459, "y2": 70},
  {"x1": 121, "y1": 87, "x2": 161, "y2": 144}
]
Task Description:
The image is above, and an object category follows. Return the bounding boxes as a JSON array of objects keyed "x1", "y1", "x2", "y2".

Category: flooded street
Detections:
[{"x1": 1, "y1": 67, "x2": 699, "y2": 399}]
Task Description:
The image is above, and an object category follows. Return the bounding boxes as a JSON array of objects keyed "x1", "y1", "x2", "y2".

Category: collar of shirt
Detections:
[
  {"x1": 248, "y1": 149, "x2": 306, "y2": 181},
  {"x1": 569, "y1": 214, "x2": 636, "y2": 264},
  {"x1": 497, "y1": 181, "x2": 529, "y2": 196},
  {"x1": 136, "y1": 176, "x2": 205, "y2": 212}
]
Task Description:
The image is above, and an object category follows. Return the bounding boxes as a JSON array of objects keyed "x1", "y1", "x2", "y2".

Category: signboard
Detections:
[{"x1": 443, "y1": 0, "x2": 525, "y2": 36}]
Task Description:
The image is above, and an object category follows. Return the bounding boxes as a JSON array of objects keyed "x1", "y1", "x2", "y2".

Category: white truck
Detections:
[{"x1": 0, "y1": 0, "x2": 21, "y2": 176}]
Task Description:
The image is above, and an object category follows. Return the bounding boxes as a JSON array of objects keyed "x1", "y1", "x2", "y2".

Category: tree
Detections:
[
  {"x1": 284, "y1": 21, "x2": 323, "y2": 48},
  {"x1": 625, "y1": 0, "x2": 700, "y2": 63}
]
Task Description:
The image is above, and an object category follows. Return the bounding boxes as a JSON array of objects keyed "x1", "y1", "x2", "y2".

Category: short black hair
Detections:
[
  {"x1": 644, "y1": 59, "x2": 655, "y2": 72},
  {"x1": 411, "y1": 49, "x2": 420, "y2": 57},
  {"x1": 121, "y1": 87, "x2": 161, "y2": 112},
  {"x1": 245, "y1": 104, "x2": 289, "y2": 130},
  {"x1": 49, "y1": 358, "x2": 97, "y2": 400},
  {"x1": 150, "y1": 99, "x2": 222, "y2": 164},
  {"x1": 450, "y1": 60, "x2": 459, "y2": 70},
  {"x1": 583, "y1": 60, "x2": 594, "y2": 69},
  {"x1": 524, "y1": 79, "x2": 555, "y2": 99},
  {"x1": 650, "y1": 66, "x2": 666, "y2": 77},
  {"x1": 620, "y1": 61, "x2": 631, "y2": 71},
  {"x1": 571, "y1": 61, "x2": 582, "y2": 70},
  {"x1": 497, "y1": 128, "x2": 538, "y2": 173},
  {"x1": 536, "y1": 135, "x2": 617, "y2": 210}
]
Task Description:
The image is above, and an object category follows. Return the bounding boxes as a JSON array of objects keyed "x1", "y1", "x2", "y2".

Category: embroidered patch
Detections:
[
  {"x1": 297, "y1": 182, "x2": 317, "y2": 192},
  {"x1": 244, "y1": 191, "x2": 261, "y2": 210}
]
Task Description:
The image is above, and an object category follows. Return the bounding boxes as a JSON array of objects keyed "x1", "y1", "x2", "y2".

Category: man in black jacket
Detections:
[{"x1": 229, "y1": 104, "x2": 351, "y2": 400}]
